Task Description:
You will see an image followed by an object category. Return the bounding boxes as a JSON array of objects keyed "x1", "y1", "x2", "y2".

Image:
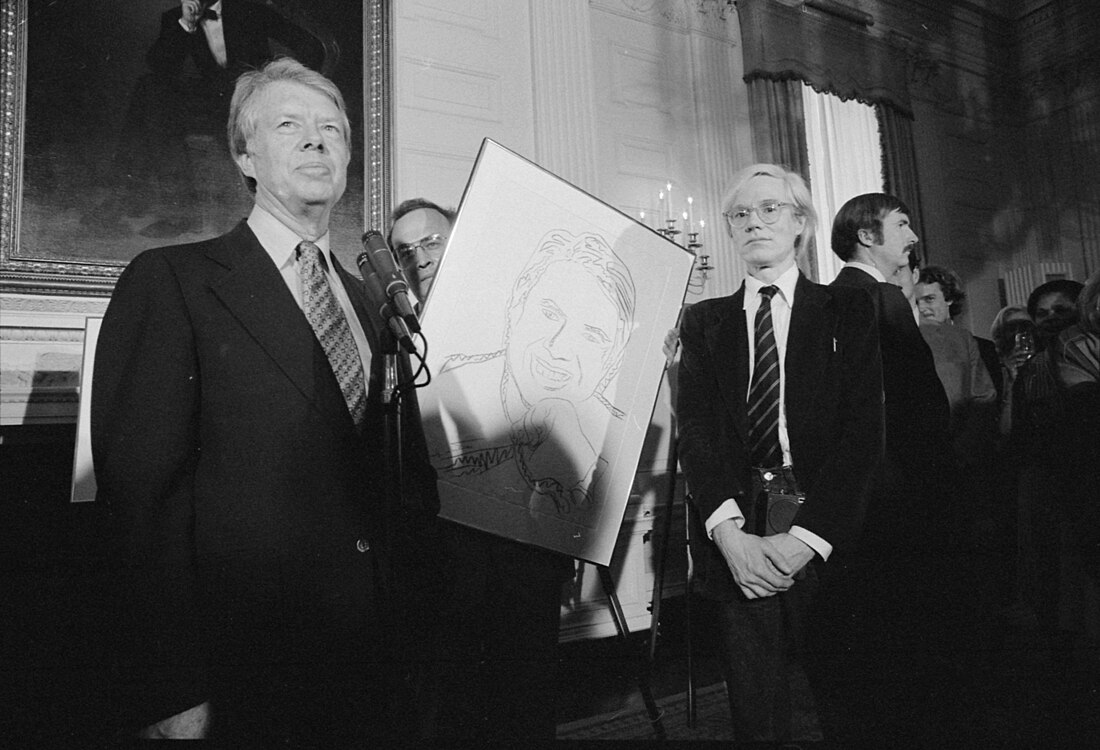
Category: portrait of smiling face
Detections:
[
  {"x1": 506, "y1": 260, "x2": 623, "y2": 406},
  {"x1": 415, "y1": 139, "x2": 695, "y2": 564},
  {"x1": 431, "y1": 230, "x2": 637, "y2": 525}
]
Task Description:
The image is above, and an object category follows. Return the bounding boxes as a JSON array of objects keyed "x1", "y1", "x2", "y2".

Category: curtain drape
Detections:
[
  {"x1": 737, "y1": 0, "x2": 912, "y2": 117},
  {"x1": 747, "y1": 77, "x2": 816, "y2": 278},
  {"x1": 877, "y1": 104, "x2": 928, "y2": 261},
  {"x1": 803, "y1": 86, "x2": 884, "y2": 284}
]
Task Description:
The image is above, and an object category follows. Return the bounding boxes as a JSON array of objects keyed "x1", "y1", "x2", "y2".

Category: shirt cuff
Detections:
[
  {"x1": 705, "y1": 499, "x2": 744, "y2": 539},
  {"x1": 789, "y1": 526, "x2": 832, "y2": 561},
  {"x1": 179, "y1": 18, "x2": 198, "y2": 33}
]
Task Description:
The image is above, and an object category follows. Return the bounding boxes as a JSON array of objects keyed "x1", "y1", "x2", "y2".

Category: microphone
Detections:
[
  {"x1": 359, "y1": 231, "x2": 421, "y2": 334},
  {"x1": 358, "y1": 259, "x2": 417, "y2": 354}
]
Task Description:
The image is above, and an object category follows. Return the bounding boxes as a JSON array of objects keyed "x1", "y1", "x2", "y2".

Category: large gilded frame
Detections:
[{"x1": 0, "y1": 0, "x2": 391, "y2": 295}]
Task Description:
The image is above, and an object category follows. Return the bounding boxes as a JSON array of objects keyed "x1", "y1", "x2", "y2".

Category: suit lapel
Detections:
[
  {"x1": 785, "y1": 274, "x2": 831, "y2": 429},
  {"x1": 708, "y1": 286, "x2": 750, "y2": 447},
  {"x1": 208, "y1": 222, "x2": 349, "y2": 428}
]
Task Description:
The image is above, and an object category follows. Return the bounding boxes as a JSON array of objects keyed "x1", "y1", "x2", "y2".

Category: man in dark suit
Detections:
[
  {"x1": 92, "y1": 58, "x2": 438, "y2": 744},
  {"x1": 830, "y1": 193, "x2": 950, "y2": 506},
  {"x1": 828, "y1": 193, "x2": 960, "y2": 744},
  {"x1": 91, "y1": 0, "x2": 327, "y2": 238},
  {"x1": 677, "y1": 164, "x2": 883, "y2": 744}
]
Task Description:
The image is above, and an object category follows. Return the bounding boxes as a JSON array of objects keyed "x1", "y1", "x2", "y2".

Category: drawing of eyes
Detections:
[
  {"x1": 539, "y1": 299, "x2": 565, "y2": 322},
  {"x1": 583, "y1": 325, "x2": 610, "y2": 346}
]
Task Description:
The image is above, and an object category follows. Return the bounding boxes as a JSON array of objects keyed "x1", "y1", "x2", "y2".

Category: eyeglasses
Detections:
[
  {"x1": 394, "y1": 234, "x2": 447, "y2": 263},
  {"x1": 723, "y1": 202, "x2": 793, "y2": 229}
]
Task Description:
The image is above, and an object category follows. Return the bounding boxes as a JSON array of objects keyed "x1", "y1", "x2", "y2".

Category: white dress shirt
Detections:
[
  {"x1": 843, "y1": 260, "x2": 887, "y2": 283},
  {"x1": 704, "y1": 263, "x2": 832, "y2": 561},
  {"x1": 247, "y1": 205, "x2": 373, "y2": 379}
]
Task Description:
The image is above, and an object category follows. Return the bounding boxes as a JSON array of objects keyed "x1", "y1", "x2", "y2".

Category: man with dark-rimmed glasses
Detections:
[{"x1": 677, "y1": 164, "x2": 882, "y2": 744}]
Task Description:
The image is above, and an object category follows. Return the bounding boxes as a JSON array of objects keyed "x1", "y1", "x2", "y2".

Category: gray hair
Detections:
[
  {"x1": 721, "y1": 163, "x2": 816, "y2": 251},
  {"x1": 227, "y1": 57, "x2": 351, "y2": 193}
]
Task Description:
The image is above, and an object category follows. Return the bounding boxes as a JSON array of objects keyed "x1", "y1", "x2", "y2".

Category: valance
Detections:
[{"x1": 736, "y1": 0, "x2": 912, "y2": 118}]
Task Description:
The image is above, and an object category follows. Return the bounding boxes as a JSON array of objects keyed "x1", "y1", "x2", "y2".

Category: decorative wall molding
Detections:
[
  {"x1": 1, "y1": 294, "x2": 108, "y2": 317},
  {"x1": 593, "y1": 0, "x2": 736, "y2": 39},
  {"x1": 0, "y1": 294, "x2": 104, "y2": 425}
]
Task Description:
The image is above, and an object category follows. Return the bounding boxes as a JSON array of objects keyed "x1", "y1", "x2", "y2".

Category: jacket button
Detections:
[{"x1": 356, "y1": 539, "x2": 370, "y2": 553}]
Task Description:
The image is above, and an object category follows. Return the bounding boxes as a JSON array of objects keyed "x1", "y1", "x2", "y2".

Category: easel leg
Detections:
[
  {"x1": 648, "y1": 433, "x2": 677, "y2": 665},
  {"x1": 598, "y1": 565, "x2": 666, "y2": 740},
  {"x1": 684, "y1": 495, "x2": 696, "y2": 729}
]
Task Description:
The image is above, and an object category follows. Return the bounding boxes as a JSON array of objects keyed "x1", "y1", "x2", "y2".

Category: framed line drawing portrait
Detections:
[
  {"x1": 1, "y1": 0, "x2": 385, "y2": 295},
  {"x1": 419, "y1": 139, "x2": 695, "y2": 566}
]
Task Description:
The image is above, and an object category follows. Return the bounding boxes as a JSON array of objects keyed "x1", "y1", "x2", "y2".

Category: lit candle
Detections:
[
  {"x1": 666, "y1": 182, "x2": 673, "y2": 224},
  {"x1": 687, "y1": 196, "x2": 694, "y2": 232},
  {"x1": 639, "y1": 210, "x2": 646, "y2": 227},
  {"x1": 698, "y1": 219, "x2": 705, "y2": 238}
]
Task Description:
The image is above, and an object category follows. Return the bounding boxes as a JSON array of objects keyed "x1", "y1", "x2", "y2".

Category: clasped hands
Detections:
[{"x1": 712, "y1": 520, "x2": 814, "y2": 599}]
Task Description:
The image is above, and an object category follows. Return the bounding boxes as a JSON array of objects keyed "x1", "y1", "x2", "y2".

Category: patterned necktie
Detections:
[
  {"x1": 298, "y1": 241, "x2": 367, "y2": 426},
  {"x1": 747, "y1": 285, "x2": 782, "y2": 467}
]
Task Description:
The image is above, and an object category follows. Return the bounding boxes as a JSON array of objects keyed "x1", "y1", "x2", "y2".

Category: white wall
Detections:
[
  {"x1": 392, "y1": 0, "x2": 536, "y2": 209},
  {"x1": 390, "y1": 0, "x2": 755, "y2": 639}
]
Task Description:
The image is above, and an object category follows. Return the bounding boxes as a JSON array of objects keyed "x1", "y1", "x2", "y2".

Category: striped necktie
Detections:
[
  {"x1": 298, "y1": 241, "x2": 367, "y2": 426},
  {"x1": 747, "y1": 285, "x2": 782, "y2": 467}
]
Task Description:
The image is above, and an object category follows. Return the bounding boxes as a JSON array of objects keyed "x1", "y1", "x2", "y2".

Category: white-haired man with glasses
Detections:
[{"x1": 676, "y1": 163, "x2": 883, "y2": 744}]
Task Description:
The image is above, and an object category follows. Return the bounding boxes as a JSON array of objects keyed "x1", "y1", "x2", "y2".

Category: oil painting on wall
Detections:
[{"x1": 3, "y1": 0, "x2": 364, "y2": 292}]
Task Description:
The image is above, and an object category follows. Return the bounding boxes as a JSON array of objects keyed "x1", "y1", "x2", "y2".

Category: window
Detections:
[{"x1": 801, "y1": 85, "x2": 883, "y2": 283}]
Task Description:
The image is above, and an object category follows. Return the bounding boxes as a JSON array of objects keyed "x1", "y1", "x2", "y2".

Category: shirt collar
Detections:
[
  {"x1": 247, "y1": 204, "x2": 332, "y2": 270},
  {"x1": 844, "y1": 260, "x2": 886, "y2": 283},
  {"x1": 744, "y1": 263, "x2": 799, "y2": 308}
]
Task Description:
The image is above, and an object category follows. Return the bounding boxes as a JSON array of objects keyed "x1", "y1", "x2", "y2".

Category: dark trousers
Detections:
[
  {"x1": 707, "y1": 562, "x2": 822, "y2": 744},
  {"x1": 429, "y1": 523, "x2": 570, "y2": 743}
]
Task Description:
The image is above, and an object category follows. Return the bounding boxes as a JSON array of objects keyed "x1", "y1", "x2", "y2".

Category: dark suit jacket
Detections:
[
  {"x1": 147, "y1": 0, "x2": 326, "y2": 88},
  {"x1": 677, "y1": 274, "x2": 884, "y2": 601},
  {"x1": 92, "y1": 221, "x2": 439, "y2": 735},
  {"x1": 830, "y1": 266, "x2": 949, "y2": 471}
]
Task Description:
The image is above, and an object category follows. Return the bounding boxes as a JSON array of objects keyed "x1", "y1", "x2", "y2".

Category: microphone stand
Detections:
[{"x1": 379, "y1": 327, "x2": 404, "y2": 604}]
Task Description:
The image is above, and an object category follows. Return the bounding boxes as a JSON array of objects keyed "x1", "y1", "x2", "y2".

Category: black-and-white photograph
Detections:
[{"x1": 3, "y1": 0, "x2": 1098, "y2": 746}]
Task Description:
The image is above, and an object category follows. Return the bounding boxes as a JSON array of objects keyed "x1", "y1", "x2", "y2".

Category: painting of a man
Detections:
[
  {"x1": 436, "y1": 230, "x2": 636, "y2": 520},
  {"x1": 18, "y1": 0, "x2": 362, "y2": 270}
]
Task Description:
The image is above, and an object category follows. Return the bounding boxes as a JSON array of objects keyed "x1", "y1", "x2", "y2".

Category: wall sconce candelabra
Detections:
[{"x1": 642, "y1": 183, "x2": 713, "y2": 294}]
